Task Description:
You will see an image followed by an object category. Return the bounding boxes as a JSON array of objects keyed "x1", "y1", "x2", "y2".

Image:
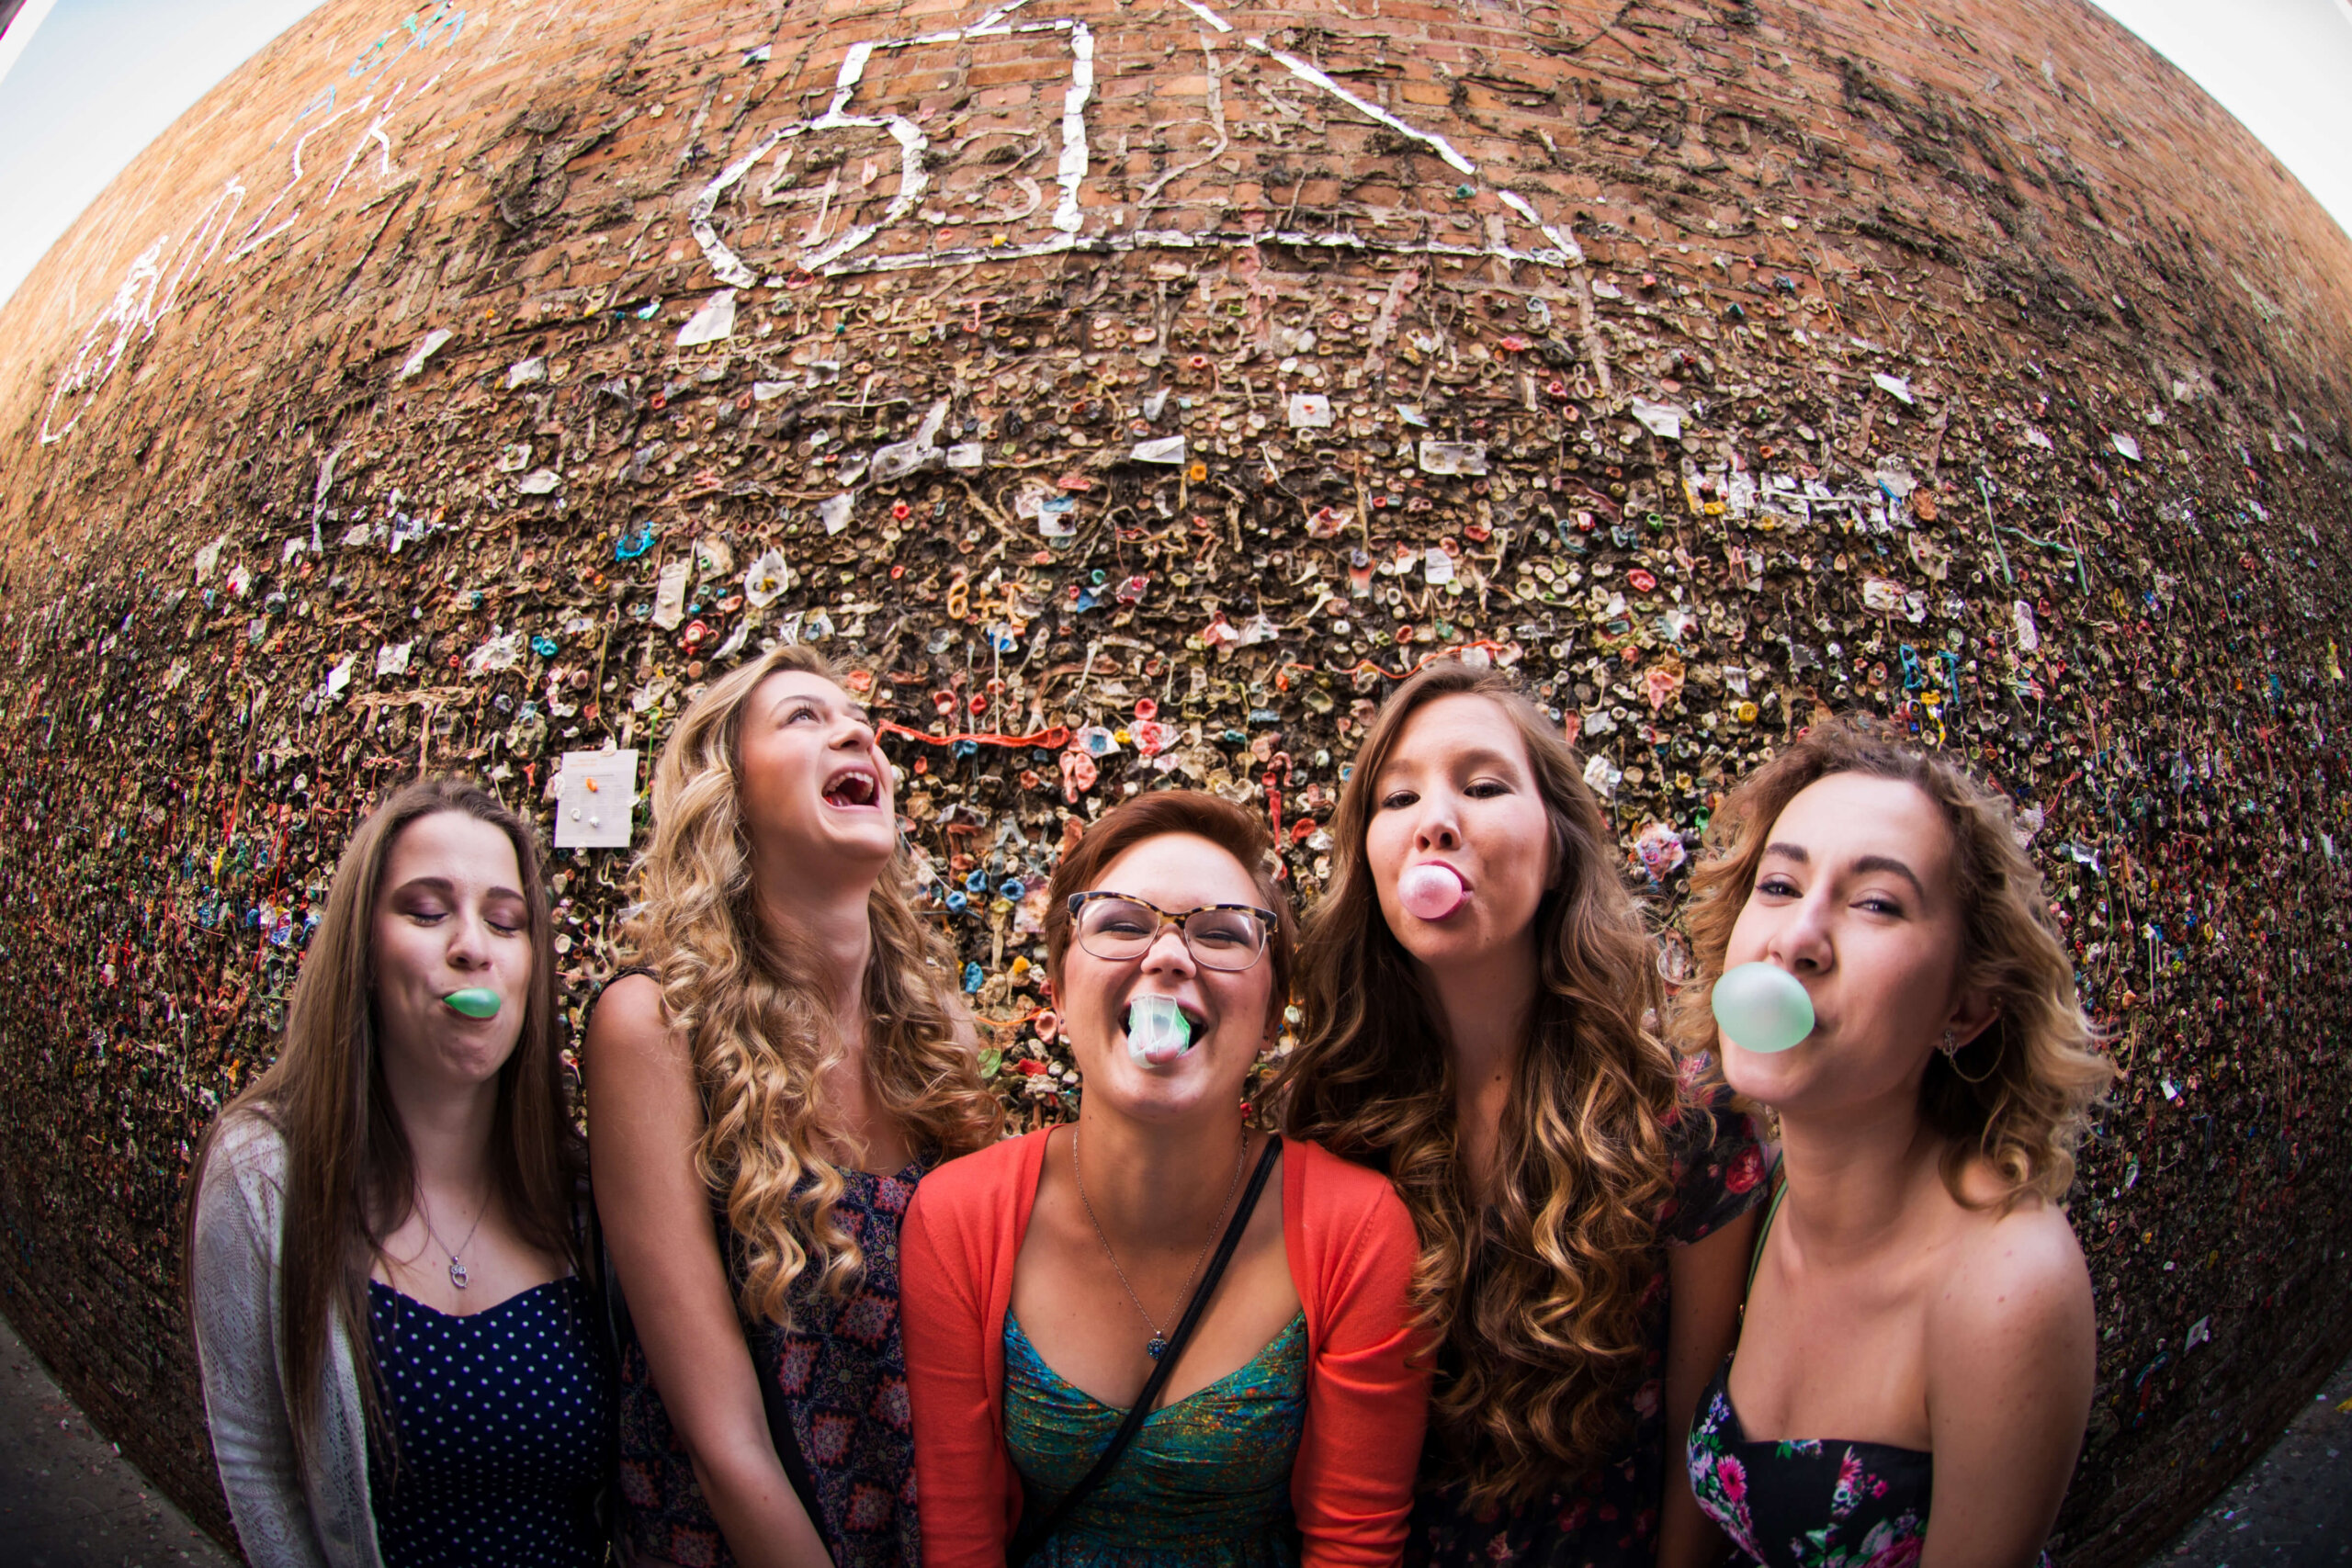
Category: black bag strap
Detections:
[
  {"x1": 752, "y1": 1318, "x2": 829, "y2": 1537},
  {"x1": 1745, "y1": 1164, "x2": 1790, "y2": 1297},
  {"x1": 594, "y1": 1222, "x2": 828, "y2": 1541},
  {"x1": 1007, "y1": 1134, "x2": 1284, "y2": 1567}
]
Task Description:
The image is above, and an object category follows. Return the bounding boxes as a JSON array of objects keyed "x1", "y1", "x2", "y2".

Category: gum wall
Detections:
[{"x1": 1, "y1": 0, "x2": 2347, "y2": 1557}]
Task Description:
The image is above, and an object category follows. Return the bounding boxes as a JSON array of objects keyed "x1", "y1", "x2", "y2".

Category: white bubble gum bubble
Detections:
[
  {"x1": 1125, "y1": 994, "x2": 1193, "y2": 1066},
  {"x1": 1710, "y1": 962, "x2": 1815, "y2": 1054},
  {"x1": 1399, "y1": 863, "x2": 1465, "y2": 920}
]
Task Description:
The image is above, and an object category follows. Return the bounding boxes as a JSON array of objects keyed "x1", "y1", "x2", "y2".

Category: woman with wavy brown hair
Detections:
[
  {"x1": 1675, "y1": 716, "x2": 2111, "y2": 1566},
  {"x1": 584, "y1": 643, "x2": 999, "y2": 1568},
  {"x1": 1280, "y1": 660, "x2": 1770, "y2": 1568}
]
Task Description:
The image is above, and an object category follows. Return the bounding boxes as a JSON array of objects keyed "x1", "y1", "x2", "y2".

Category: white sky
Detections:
[{"x1": 0, "y1": 0, "x2": 2347, "y2": 312}]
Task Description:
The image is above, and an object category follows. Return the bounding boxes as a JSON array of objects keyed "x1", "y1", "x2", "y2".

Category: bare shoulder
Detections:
[
  {"x1": 1929, "y1": 1190, "x2": 2095, "y2": 1355},
  {"x1": 582, "y1": 970, "x2": 690, "y2": 1086}
]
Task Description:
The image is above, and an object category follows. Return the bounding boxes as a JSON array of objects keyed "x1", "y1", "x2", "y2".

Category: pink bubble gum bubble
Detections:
[{"x1": 1399, "y1": 863, "x2": 1465, "y2": 920}]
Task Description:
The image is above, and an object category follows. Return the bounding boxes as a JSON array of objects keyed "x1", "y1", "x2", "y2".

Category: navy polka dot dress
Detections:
[{"x1": 367, "y1": 1277, "x2": 614, "y2": 1568}]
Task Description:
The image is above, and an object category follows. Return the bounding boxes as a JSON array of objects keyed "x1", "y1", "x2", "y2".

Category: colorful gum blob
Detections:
[
  {"x1": 1125, "y1": 994, "x2": 1193, "y2": 1066},
  {"x1": 442, "y1": 987, "x2": 502, "y2": 1020}
]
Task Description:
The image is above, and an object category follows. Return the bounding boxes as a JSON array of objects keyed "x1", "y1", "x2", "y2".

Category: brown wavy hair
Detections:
[
  {"x1": 1666, "y1": 715, "x2": 2113, "y2": 1211},
  {"x1": 620, "y1": 643, "x2": 1000, "y2": 1326},
  {"x1": 185, "y1": 778, "x2": 578, "y2": 1463},
  {"x1": 1276, "y1": 660, "x2": 1690, "y2": 1507}
]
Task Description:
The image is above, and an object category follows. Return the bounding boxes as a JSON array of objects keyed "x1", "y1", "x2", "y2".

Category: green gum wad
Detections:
[{"x1": 442, "y1": 987, "x2": 502, "y2": 1020}]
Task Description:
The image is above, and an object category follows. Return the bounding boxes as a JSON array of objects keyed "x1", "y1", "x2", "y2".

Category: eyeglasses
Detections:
[{"x1": 1065, "y1": 892, "x2": 1276, "y2": 972}]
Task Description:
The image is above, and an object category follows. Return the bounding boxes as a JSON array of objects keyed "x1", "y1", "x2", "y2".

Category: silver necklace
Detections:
[
  {"x1": 1070, "y1": 1125, "x2": 1248, "y2": 1360},
  {"x1": 416, "y1": 1191, "x2": 488, "y2": 1291}
]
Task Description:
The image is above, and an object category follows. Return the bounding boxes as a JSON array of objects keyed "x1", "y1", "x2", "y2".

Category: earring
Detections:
[{"x1": 1939, "y1": 1028, "x2": 1960, "y2": 1057}]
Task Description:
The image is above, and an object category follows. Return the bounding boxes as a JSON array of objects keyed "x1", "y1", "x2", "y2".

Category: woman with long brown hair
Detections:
[
  {"x1": 1280, "y1": 660, "x2": 1770, "y2": 1567},
  {"x1": 584, "y1": 643, "x2": 999, "y2": 1568},
  {"x1": 187, "y1": 778, "x2": 605, "y2": 1568},
  {"x1": 1675, "y1": 717, "x2": 2111, "y2": 1565}
]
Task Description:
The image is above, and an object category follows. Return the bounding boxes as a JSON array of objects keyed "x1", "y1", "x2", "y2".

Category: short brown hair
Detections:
[
  {"x1": 1667, "y1": 714, "x2": 2114, "y2": 1211},
  {"x1": 1044, "y1": 789, "x2": 1295, "y2": 1032}
]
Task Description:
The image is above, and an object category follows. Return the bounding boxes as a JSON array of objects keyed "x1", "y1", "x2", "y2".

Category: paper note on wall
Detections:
[{"x1": 553, "y1": 749, "x2": 639, "y2": 850}]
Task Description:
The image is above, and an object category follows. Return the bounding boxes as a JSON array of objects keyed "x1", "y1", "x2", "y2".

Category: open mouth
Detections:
[
  {"x1": 1119, "y1": 994, "x2": 1206, "y2": 1039},
  {"x1": 821, "y1": 764, "x2": 881, "y2": 808}
]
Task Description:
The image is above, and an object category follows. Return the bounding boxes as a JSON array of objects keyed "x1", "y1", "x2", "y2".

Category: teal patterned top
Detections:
[{"x1": 1002, "y1": 1311, "x2": 1308, "y2": 1568}]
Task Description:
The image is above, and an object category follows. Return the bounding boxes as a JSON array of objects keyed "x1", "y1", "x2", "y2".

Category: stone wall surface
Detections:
[{"x1": 1, "y1": 0, "x2": 2348, "y2": 1560}]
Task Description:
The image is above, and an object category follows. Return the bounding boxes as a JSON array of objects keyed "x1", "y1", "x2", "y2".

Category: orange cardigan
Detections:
[{"x1": 901, "y1": 1131, "x2": 1429, "y2": 1567}]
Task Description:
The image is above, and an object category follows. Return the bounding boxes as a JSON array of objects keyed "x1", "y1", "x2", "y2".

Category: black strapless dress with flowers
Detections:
[
  {"x1": 1685, "y1": 1352, "x2": 2054, "y2": 1568},
  {"x1": 1685, "y1": 1357, "x2": 1935, "y2": 1568}
]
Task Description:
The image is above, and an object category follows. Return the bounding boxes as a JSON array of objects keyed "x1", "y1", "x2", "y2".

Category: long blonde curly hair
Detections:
[
  {"x1": 1667, "y1": 715, "x2": 2113, "y2": 1211},
  {"x1": 1277, "y1": 660, "x2": 1693, "y2": 1508},
  {"x1": 621, "y1": 644, "x2": 1000, "y2": 1325}
]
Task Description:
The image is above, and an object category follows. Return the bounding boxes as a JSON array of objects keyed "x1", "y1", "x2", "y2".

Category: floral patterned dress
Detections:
[
  {"x1": 1402, "y1": 1077, "x2": 1770, "y2": 1568},
  {"x1": 1684, "y1": 1359, "x2": 1935, "y2": 1568},
  {"x1": 616, "y1": 1162, "x2": 925, "y2": 1568},
  {"x1": 1001, "y1": 1311, "x2": 1308, "y2": 1567}
]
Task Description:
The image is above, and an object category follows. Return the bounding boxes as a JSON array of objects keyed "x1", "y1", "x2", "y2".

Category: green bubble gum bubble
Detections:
[
  {"x1": 442, "y1": 987, "x2": 502, "y2": 1020},
  {"x1": 1710, "y1": 963, "x2": 1815, "y2": 1054}
]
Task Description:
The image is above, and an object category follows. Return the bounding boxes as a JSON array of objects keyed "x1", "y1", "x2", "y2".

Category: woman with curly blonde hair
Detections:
[
  {"x1": 585, "y1": 643, "x2": 999, "y2": 1568},
  {"x1": 1675, "y1": 716, "x2": 2112, "y2": 1567},
  {"x1": 1279, "y1": 660, "x2": 1770, "y2": 1568}
]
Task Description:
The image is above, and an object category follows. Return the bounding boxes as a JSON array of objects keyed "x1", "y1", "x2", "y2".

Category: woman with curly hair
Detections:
[
  {"x1": 1279, "y1": 660, "x2": 1770, "y2": 1568},
  {"x1": 585, "y1": 644, "x2": 1000, "y2": 1568},
  {"x1": 1676, "y1": 717, "x2": 2112, "y2": 1567}
]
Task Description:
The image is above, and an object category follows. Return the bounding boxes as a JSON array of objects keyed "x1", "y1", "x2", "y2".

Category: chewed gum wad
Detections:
[
  {"x1": 442, "y1": 987, "x2": 501, "y2": 1020},
  {"x1": 1126, "y1": 994, "x2": 1193, "y2": 1066}
]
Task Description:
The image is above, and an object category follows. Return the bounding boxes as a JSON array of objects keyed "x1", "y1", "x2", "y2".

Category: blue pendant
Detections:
[{"x1": 1146, "y1": 1337, "x2": 1168, "y2": 1360}]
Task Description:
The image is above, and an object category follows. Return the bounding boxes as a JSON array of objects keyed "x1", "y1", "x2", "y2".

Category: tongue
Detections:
[
  {"x1": 1399, "y1": 863, "x2": 1466, "y2": 920},
  {"x1": 1125, "y1": 995, "x2": 1194, "y2": 1066}
]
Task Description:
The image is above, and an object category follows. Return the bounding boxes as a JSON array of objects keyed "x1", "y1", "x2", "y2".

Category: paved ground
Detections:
[
  {"x1": 0, "y1": 1298, "x2": 2345, "y2": 1567},
  {"x1": 0, "y1": 1308, "x2": 233, "y2": 1567},
  {"x1": 2154, "y1": 1349, "x2": 2352, "y2": 1567}
]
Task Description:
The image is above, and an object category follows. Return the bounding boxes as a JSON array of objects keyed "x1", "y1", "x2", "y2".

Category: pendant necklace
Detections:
[
  {"x1": 1071, "y1": 1125, "x2": 1247, "y2": 1360},
  {"x1": 416, "y1": 1191, "x2": 488, "y2": 1291}
]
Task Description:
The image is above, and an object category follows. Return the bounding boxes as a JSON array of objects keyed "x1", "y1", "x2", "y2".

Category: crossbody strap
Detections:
[{"x1": 1007, "y1": 1134, "x2": 1284, "y2": 1567}]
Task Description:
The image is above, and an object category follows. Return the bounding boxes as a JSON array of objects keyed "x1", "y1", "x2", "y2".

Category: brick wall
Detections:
[{"x1": 1, "y1": 0, "x2": 2347, "y2": 1560}]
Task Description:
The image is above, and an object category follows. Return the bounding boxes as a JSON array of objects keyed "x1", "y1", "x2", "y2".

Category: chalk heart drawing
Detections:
[
  {"x1": 38, "y1": 0, "x2": 1593, "y2": 448},
  {"x1": 690, "y1": 0, "x2": 1589, "y2": 283}
]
